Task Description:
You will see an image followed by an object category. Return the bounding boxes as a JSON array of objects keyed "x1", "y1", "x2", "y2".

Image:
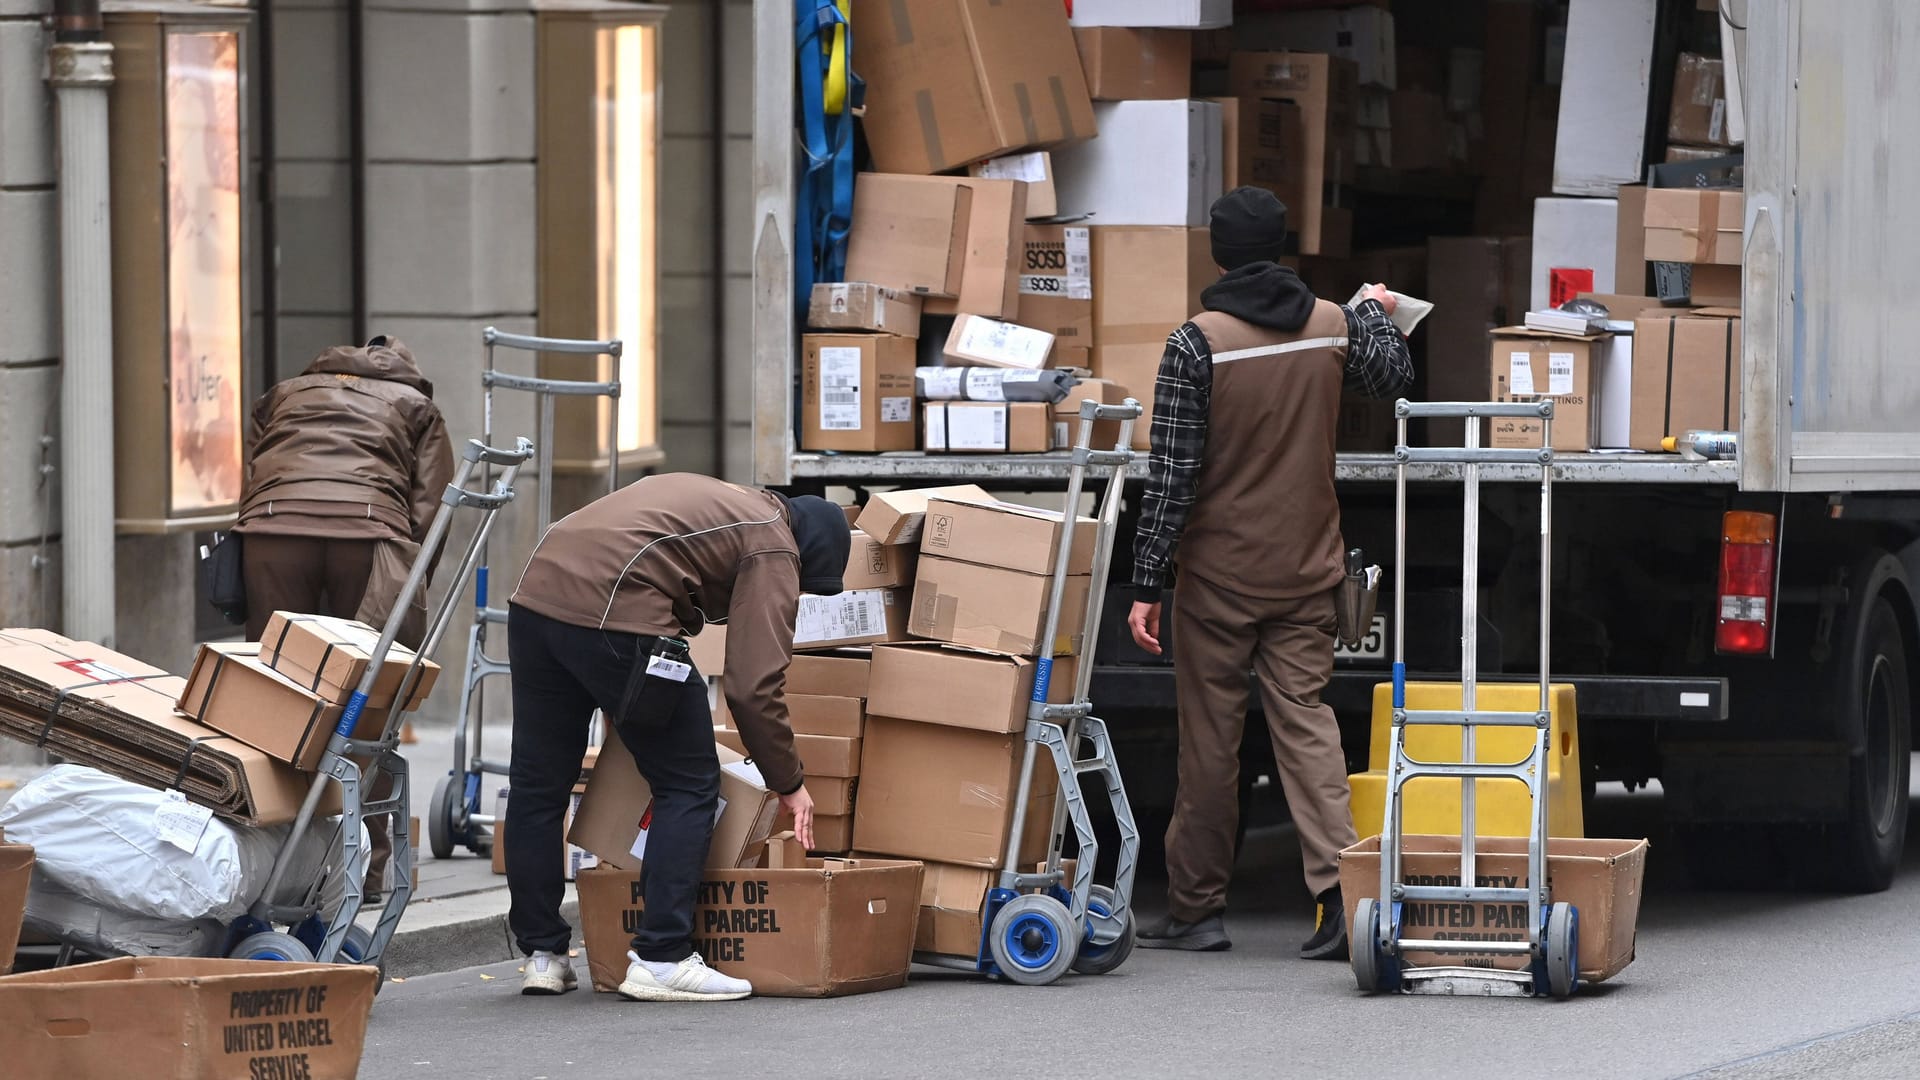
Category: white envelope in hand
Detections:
[{"x1": 1348, "y1": 286, "x2": 1434, "y2": 335}]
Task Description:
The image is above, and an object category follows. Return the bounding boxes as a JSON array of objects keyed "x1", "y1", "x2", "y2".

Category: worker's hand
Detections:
[
  {"x1": 1128, "y1": 601, "x2": 1163, "y2": 656},
  {"x1": 779, "y1": 784, "x2": 815, "y2": 850},
  {"x1": 1362, "y1": 283, "x2": 1398, "y2": 315}
]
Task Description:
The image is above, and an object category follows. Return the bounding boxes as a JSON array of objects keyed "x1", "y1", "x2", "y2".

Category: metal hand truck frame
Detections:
[
  {"x1": 911, "y1": 398, "x2": 1146, "y2": 985},
  {"x1": 429, "y1": 326, "x2": 624, "y2": 859},
  {"x1": 226, "y1": 436, "x2": 537, "y2": 978},
  {"x1": 1350, "y1": 398, "x2": 1580, "y2": 999}
]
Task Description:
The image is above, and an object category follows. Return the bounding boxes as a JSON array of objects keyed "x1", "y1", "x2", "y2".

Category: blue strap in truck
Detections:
[{"x1": 795, "y1": 0, "x2": 859, "y2": 315}]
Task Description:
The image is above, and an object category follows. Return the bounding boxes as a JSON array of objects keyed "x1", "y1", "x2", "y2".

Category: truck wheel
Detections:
[{"x1": 1826, "y1": 599, "x2": 1911, "y2": 893}]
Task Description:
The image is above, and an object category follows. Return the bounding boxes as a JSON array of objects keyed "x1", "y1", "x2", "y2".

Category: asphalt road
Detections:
[{"x1": 358, "y1": 783, "x2": 1920, "y2": 1080}]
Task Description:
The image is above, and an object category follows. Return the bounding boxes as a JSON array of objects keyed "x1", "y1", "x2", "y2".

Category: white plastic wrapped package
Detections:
[
  {"x1": 23, "y1": 879, "x2": 225, "y2": 958},
  {"x1": 0, "y1": 765, "x2": 368, "y2": 925}
]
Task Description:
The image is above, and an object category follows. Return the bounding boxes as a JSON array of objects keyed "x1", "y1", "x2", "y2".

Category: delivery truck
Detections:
[{"x1": 748, "y1": 0, "x2": 1920, "y2": 891}]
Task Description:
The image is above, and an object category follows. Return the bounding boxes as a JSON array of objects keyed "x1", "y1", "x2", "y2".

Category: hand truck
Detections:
[
  {"x1": 912, "y1": 397, "x2": 1145, "y2": 985},
  {"x1": 226, "y1": 436, "x2": 536, "y2": 980},
  {"x1": 1350, "y1": 398, "x2": 1581, "y2": 999},
  {"x1": 430, "y1": 327, "x2": 624, "y2": 860}
]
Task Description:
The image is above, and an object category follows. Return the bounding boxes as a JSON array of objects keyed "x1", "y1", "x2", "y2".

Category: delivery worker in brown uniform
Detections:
[
  {"x1": 503, "y1": 474, "x2": 850, "y2": 1001},
  {"x1": 1129, "y1": 187, "x2": 1413, "y2": 958}
]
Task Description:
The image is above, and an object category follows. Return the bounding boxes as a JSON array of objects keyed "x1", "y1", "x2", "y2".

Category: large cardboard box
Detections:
[
  {"x1": 844, "y1": 530, "x2": 915, "y2": 592},
  {"x1": 868, "y1": 643, "x2": 1077, "y2": 735},
  {"x1": 1228, "y1": 52, "x2": 1358, "y2": 255},
  {"x1": 1013, "y1": 224, "x2": 1093, "y2": 345},
  {"x1": 258, "y1": 611, "x2": 440, "y2": 711},
  {"x1": 909, "y1": 176, "x2": 1028, "y2": 320},
  {"x1": 856, "y1": 484, "x2": 992, "y2": 546},
  {"x1": 860, "y1": 0, "x2": 1095, "y2": 175},
  {"x1": 1052, "y1": 100, "x2": 1223, "y2": 227},
  {"x1": 1209, "y1": 97, "x2": 1303, "y2": 210},
  {"x1": 922, "y1": 402, "x2": 1052, "y2": 454},
  {"x1": 1074, "y1": 27, "x2": 1191, "y2": 100},
  {"x1": 1236, "y1": 6, "x2": 1397, "y2": 89},
  {"x1": 801, "y1": 334, "x2": 918, "y2": 452},
  {"x1": 1668, "y1": 53, "x2": 1732, "y2": 148},
  {"x1": 0, "y1": 957, "x2": 377, "y2": 1078},
  {"x1": 1069, "y1": 0, "x2": 1230, "y2": 28},
  {"x1": 1090, "y1": 346, "x2": 1161, "y2": 452},
  {"x1": 575, "y1": 859, "x2": 923, "y2": 997},
  {"x1": 0, "y1": 843, "x2": 30, "y2": 975},
  {"x1": 968, "y1": 152, "x2": 1057, "y2": 220},
  {"x1": 806, "y1": 283, "x2": 923, "y2": 337},
  {"x1": 1644, "y1": 189, "x2": 1742, "y2": 265},
  {"x1": 799, "y1": 812, "x2": 853, "y2": 854},
  {"x1": 1337, "y1": 834, "x2": 1648, "y2": 982},
  {"x1": 844, "y1": 176, "x2": 973, "y2": 296},
  {"x1": 1052, "y1": 377, "x2": 1128, "y2": 451},
  {"x1": 794, "y1": 588, "x2": 909, "y2": 650},
  {"x1": 714, "y1": 728, "x2": 863, "y2": 779},
  {"x1": 787, "y1": 649, "x2": 871, "y2": 699},
  {"x1": 921, "y1": 498, "x2": 1097, "y2": 577},
  {"x1": 942, "y1": 315, "x2": 1055, "y2": 371},
  {"x1": 1090, "y1": 225, "x2": 1214, "y2": 359},
  {"x1": 1425, "y1": 236, "x2": 1532, "y2": 442},
  {"x1": 179, "y1": 643, "x2": 391, "y2": 773},
  {"x1": 853, "y1": 716, "x2": 1059, "y2": 868},
  {"x1": 568, "y1": 738, "x2": 777, "y2": 872},
  {"x1": 1531, "y1": 197, "x2": 1618, "y2": 312},
  {"x1": 1487, "y1": 328, "x2": 1609, "y2": 452},
  {"x1": 788, "y1": 695, "x2": 863, "y2": 739},
  {"x1": 909, "y1": 556, "x2": 1093, "y2": 658},
  {"x1": 1630, "y1": 310, "x2": 1742, "y2": 451}
]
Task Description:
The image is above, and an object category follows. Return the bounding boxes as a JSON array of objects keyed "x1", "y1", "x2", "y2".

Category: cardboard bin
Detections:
[
  {"x1": 0, "y1": 843, "x2": 31, "y2": 975},
  {"x1": 180, "y1": 643, "x2": 392, "y2": 773},
  {"x1": 258, "y1": 612, "x2": 441, "y2": 711}
]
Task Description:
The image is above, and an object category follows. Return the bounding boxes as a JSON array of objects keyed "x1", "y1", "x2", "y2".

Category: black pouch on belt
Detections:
[{"x1": 617, "y1": 636, "x2": 696, "y2": 733}]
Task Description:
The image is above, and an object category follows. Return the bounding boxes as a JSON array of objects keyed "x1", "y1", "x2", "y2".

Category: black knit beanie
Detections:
[
  {"x1": 785, "y1": 494, "x2": 852, "y2": 596},
  {"x1": 1209, "y1": 186, "x2": 1290, "y2": 271}
]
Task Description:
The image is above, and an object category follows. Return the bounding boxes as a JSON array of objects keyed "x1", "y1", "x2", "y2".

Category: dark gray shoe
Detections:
[
  {"x1": 1300, "y1": 888, "x2": 1347, "y2": 960},
  {"x1": 1137, "y1": 913, "x2": 1230, "y2": 952}
]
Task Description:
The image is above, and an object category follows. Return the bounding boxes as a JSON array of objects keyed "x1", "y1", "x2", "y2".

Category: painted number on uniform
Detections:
[{"x1": 818, "y1": 348, "x2": 862, "y2": 430}]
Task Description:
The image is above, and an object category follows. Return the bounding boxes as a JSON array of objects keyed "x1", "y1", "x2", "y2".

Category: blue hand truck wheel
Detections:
[
  {"x1": 1544, "y1": 902, "x2": 1579, "y2": 999},
  {"x1": 987, "y1": 894, "x2": 1080, "y2": 986},
  {"x1": 1069, "y1": 885, "x2": 1136, "y2": 976},
  {"x1": 1350, "y1": 898, "x2": 1401, "y2": 994},
  {"x1": 229, "y1": 930, "x2": 316, "y2": 964}
]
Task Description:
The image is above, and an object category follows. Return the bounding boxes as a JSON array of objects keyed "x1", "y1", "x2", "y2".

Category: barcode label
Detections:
[
  {"x1": 965, "y1": 368, "x2": 1008, "y2": 402},
  {"x1": 1547, "y1": 353, "x2": 1575, "y2": 396},
  {"x1": 818, "y1": 347, "x2": 862, "y2": 430},
  {"x1": 1063, "y1": 227, "x2": 1091, "y2": 299},
  {"x1": 794, "y1": 589, "x2": 889, "y2": 644}
]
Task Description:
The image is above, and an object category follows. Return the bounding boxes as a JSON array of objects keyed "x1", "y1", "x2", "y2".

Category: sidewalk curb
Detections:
[{"x1": 381, "y1": 897, "x2": 577, "y2": 980}]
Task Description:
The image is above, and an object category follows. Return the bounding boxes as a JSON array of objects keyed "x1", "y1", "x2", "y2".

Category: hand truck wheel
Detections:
[
  {"x1": 429, "y1": 774, "x2": 461, "y2": 859},
  {"x1": 1351, "y1": 898, "x2": 1400, "y2": 994},
  {"x1": 988, "y1": 894, "x2": 1080, "y2": 986},
  {"x1": 230, "y1": 930, "x2": 317, "y2": 963},
  {"x1": 1069, "y1": 885, "x2": 1136, "y2": 976},
  {"x1": 1543, "y1": 902, "x2": 1579, "y2": 999}
]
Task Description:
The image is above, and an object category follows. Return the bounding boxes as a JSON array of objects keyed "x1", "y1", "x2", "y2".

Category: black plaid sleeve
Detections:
[
  {"x1": 1343, "y1": 299, "x2": 1415, "y2": 399},
  {"x1": 1131, "y1": 322, "x2": 1211, "y2": 602}
]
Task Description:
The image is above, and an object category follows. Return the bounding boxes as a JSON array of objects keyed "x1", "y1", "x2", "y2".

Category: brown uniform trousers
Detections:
[{"x1": 1165, "y1": 572, "x2": 1357, "y2": 921}]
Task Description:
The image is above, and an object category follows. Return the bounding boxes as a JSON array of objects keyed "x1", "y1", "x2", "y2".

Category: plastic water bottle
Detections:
[{"x1": 1660, "y1": 430, "x2": 1739, "y2": 460}]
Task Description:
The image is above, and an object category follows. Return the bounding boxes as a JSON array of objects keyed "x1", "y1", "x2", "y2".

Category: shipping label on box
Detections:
[
  {"x1": 794, "y1": 588, "x2": 906, "y2": 649},
  {"x1": 969, "y1": 151, "x2": 1057, "y2": 219},
  {"x1": 806, "y1": 282, "x2": 923, "y2": 336},
  {"x1": 1487, "y1": 329, "x2": 1608, "y2": 452},
  {"x1": 923, "y1": 403, "x2": 1050, "y2": 453},
  {"x1": 943, "y1": 315, "x2": 1055, "y2": 370},
  {"x1": 1015, "y1": 224, "x2": 1094, "y2": 344},
  {"x1": 802, "y1": 335, "x2": 918, "y2": 452}
]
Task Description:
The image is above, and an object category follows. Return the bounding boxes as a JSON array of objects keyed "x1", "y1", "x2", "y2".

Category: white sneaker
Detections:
[
  {"x1": 520, "y1": 950, "x2": 577, "y2": 995},
  {"x1": 616, "y1": 951, "x2": 752, "y2": 1002}
]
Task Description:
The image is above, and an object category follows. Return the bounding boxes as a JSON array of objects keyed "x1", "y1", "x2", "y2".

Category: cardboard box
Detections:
[
  {"x1": 868, "y1": 643, "x2": 1077, "y2": 735},
  {"x1": 1069, "y1": 0, "x2": 1230, "y2": 28},
  {"x1": 852, "y1": 715, "x2": 1059, "y2": 868},
  {"x1": 1631, "y1": 310, "x2": 1742, "y2": 451},
  {"x1": 0, "y1": 958, "x2": 377, "y2": 1077},
  {"x1": 179, "y1": 643, "x2": 391, "y2": 773},
  {"x1": 1090, "y1": 225, "x2": 1214, "y2": 354},
  {"x1": 1487, "y1": 328, "x2": 1609, "y2": 452},
  {"x1": 801, "y1": 334, "x2": 919, "y2": 452},
  {"x1": 1425, "y1": 236, "x2": 1532, "y2": 442},
  {"x1": 806, "y1": 283, "x2": 923, "y2": 337},
  {"x1": 258, "y1": 612, "x2": 440, "y2": 712},
  {"x1": 1337, "y1": 834, "x2": 1648, "y2": 982},
  {"x1": 1090, "y1": 345, "x2": 1161, "y2": 451},
  {"x1": 811, "y1": 777, "x2": 858, "y2": 817},
  {"x1": 787, "y1": 649, "x2": 871, "y2": 699},
  {"x1": 861, "y1": 0, "x2": 1095, "y2": 175},
  {"x1": 911, "y1": 860, "x2": 996, "y2": 956},
  {"x1": 688, "y1": 623, "x2": 726, "y2": 676},
  {"x1": 909, "y1": 177, "x2": 1028, "y2": 320},
  {"x1": 1668, "y1": 52, "x2": 1732, "y2": 148},
  {"x1": 0, "y1": 843, "x2": 30, "y2": 975},
  {"x1": 1073, "y1": 27, "x2": 1191, "y2": 100},
  {"x1": 1687, "y1": 264, "x2": 1741, "y2": 307},
  {"x1": 968, "y1": 152, "x2": 1057, "y2": 219},
  {"x1": 765, "y1": 831, "x2": 808, "y2": 869},
  {"x1": 845, "y1": 175, "x2": 973, "y2": 296},
  {"x1": 804, "y1": 812, "x2": 853, "y2": 854},
  {"x1": 1013, "y1": 224, "x2": 1094, "y2": 345},
  {"x1": 909, "y1": 556, "x2": 1092, "y2": 657},
  {"x1": 1051, "y1": 377, "x2": 1128, "y2": 451},
  {"x1": 1551, "y1": 0, "x2": 1656, "y2": 196},
  {"x1": 856, "y1": 485, "x2": 993, "y2": 546},
  {"x1": 788, "y1": 695, "x2": 863, "y2": 739},
  {"x1": 942, "y1": 315, "x2": 1055, "y2": 371},
  {"x1": 844, "y1": 530, "x2": 915, "y2": 592},
  {"x1": 1209, "y1": 97, "x2": 1303, "y2": 210},
  {"x1": 1228, "y1": 52, "x2": 1358, "y2": 255},
  {"x1": 1052, "y1": 345, "x2": 1091, "y2": 371},
  {"x1": 1531, "y1": 197, "x2": 1618, "y2": 312},
  {"x1": 794, "y1": 588, "x2": 909, "y2": 650},
  {"x1": 1236, "y1": 7, "x2": 1397, "y2": 89},
  {"x1": 1052, "y1": 100, "x2": 1223, "y2": 228},
  {"x1": 921, "y1": 498, "x2": 1097, "y2": 577},
  {"x1": 1644, "y1": 189, "x2": 1742, "y2": 265},
  {"x1": 922, "y1": 403, "x2": 1052, "y2": 454},
  {"x1": 713, "y1": 728, "x2": 862, "y2": 779},
  {"x1": 1614, "y1": 184, "x2": 1649, "y2": 295},
  {"x1": 575, "y1": 859, "x2": 923, "y2": 997},
  {"x1": 569, "y1": 737, "x2": 778, "y2": 873}
]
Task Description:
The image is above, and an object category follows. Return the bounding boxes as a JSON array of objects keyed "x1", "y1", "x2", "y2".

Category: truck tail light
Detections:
[{"x1": 1716, "y1": 511, "x2": 1777, "y2": 655}]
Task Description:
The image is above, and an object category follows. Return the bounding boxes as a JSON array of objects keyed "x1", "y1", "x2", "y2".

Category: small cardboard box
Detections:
[
  {"x1": 0, "y1": 957, "x2": 377, "y2": 1078},
  {"x1": 1486, "y1": 328, "x2": 1608, "y2": 452},
  {"x1": 1053, "y1": 100, "x2": 1224, "y2": 227},
  {"x1": 1668, "y1": 52, "x2": 1732, "y2": 148},
  {"x1": 794, "y1": 588, "x2": 909, "y2": 650},
  {"x1": 0, "y1": 843, "x2": 31, "y2": 975},
  {"x1": 920, "y1": 498, "x2": 1097, "y2": 577},
  {"x1": 969, "y1": 152, "x2": 1057, "y2": 220},
  {"x1": 801, "y1": 334, "x2": 918, "y2": 452},
  {"x1": 1013, "y1": 224, "x2": 1094, "y2": 345},
  {"x1": 943, "y1": 315, "x2": 1055, "y2": 371},
  {"x1": 923, "y1": 403, "x2": 1052, "y2": 454},
  {"x1": 910, "y1": 177, "x2": 1028, "y2": 321},
  {"x1": 856, "y1": 484, "x2": 992, "y2": 546},
  {"x1": 1644, "y1": 188, "x2": 1742, "y2": 266},
  {"x1": 714, "y1": 728, "x2": 863, "y2": 779},
  {"x1": 1073, "y1": 26, "x2": 1192, "y2": 100},
  {"x1": 1630, "y1": 309, "x2": 1742, "y2": 451},
  {"x1": 576, "y1": 858, "x2": 924, "y2": 997},
  {"x1": 845, "y1": 175, "x2": 973, "y2": 296},
  {"x1": 179, "y1": 643, "x2": 391, "y2": 772},
  {"x1": 852, "y1": 715, "x2": 1059, "y2": 868},
  {"x1": 1209, "y1": 96, "x2": 1304, "y2": 210},
  {"x1": 1228, "y1": 52, "x2": 1359, "y2": 255},
  {"x1": 787, "y1": 649, "x2": 870, "y2": 699},
  {"x1": 912, "y1": 860, "x2": 996, "y2": 956},
  {"x1": 812, "y1": 776, "x2": 858, "y2": 816},
  {"x1": 258, "y1": 611, "x2": 440, "y2": 711},
  {"x1": 568, "y1": 737, "x2": 777, "y2": 873},
  {"x1": 1337, "y1": 834, "x2": 1648, "y2": 983},
  {"x1": 843, "y1": 530, "x2": 915, "y2": 592},
  {"x1": 806, "y1": 283, "x2": 923, "y2": 337},
  {"x1": 788, "y1": 694, "x2": 864, "y2": 739},
  {"x1": 868, "y1": 643, "x2": 1076, "y2": 735},
  {"x1": 1051, "y1": 378, "x2": 1128, "y2": 451},
  {"x1": 909, "y1": 556, "x2": 1092, "y2": 658},
  {"x1": 796, "y1": 811, "x2": 854, "y2": 854}
]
